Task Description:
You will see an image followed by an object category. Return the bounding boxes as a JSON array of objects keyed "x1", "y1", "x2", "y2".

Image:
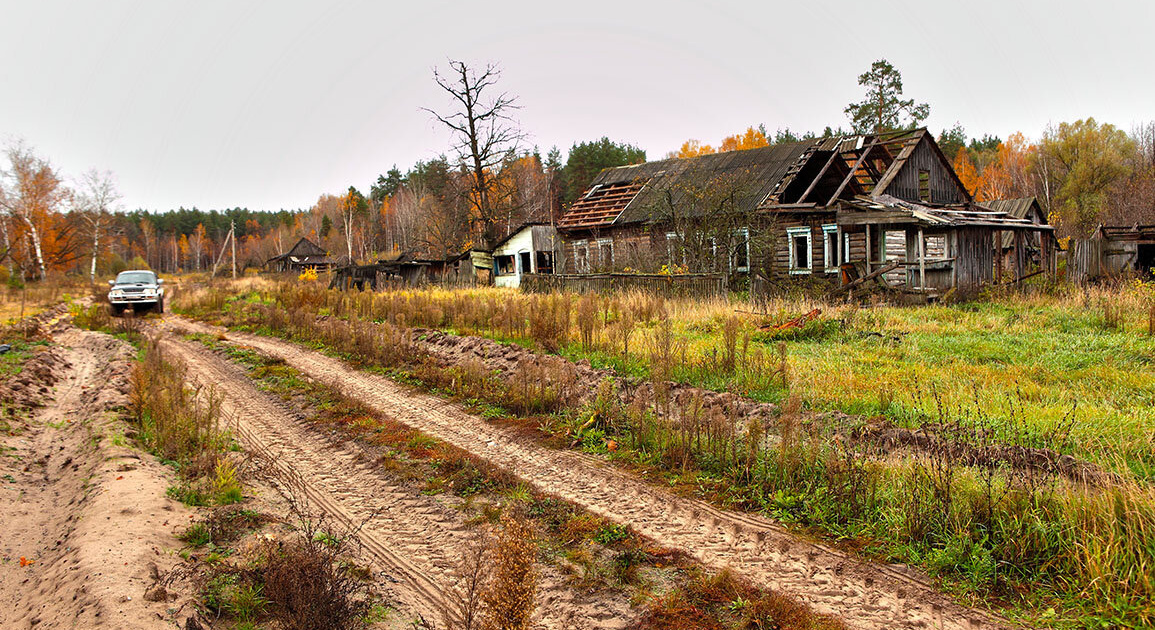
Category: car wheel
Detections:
[
  {"x1": 111, "y1": 304, "x2": 124, "y2": 317},
  {"x1": 156, "y1": 298, "x2": 164, "y2": 314}
]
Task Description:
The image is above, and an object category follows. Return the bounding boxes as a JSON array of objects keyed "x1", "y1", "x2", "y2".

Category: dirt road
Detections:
[
  {"x1": 0, "y1": 326, "x2": 195, "y2": 629},
  {"x1": 158, "y1": 333, "x2": 636, "y2": 629},
  {"x1": 163, "y1": 317, "x2": 1006, "y2": 630}
]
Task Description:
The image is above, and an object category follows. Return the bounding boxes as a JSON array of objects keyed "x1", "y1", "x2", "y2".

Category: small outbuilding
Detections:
[
  {"x1": 1070, "y1": 224, "x2": 1155, "y2": 282},
  {"x1": 491, "y1": 224, "x2": 561, "y2": 288},
  {"x1": 266, "y1": 237, "x2": 340, "y2": 273}
]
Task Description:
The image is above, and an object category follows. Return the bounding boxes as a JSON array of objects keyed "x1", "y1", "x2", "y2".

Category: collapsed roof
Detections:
[{"x1": 557, "y1": 129, "x2": 978, "y2": 231}]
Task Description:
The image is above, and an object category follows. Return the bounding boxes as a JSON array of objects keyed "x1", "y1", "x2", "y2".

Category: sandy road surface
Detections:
[
  {"x1": 0, "y1": 327, "x2": 195, "y2": 629},
  {"x1": 159, "y1": 333, "x2": 636, "y2": 629},
  {"x1": 162, "y1": 316, "x2": 1011, "y2": 630}
]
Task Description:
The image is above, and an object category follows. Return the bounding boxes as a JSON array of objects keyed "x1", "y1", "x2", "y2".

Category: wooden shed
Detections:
[
  {"x1": 1070, "y1": 225, "x2": 1155, "y2": 282},
  {"x1": 491, "y1": 224, "x2": 561, "y2": 288},
  {"x1": 266, "y1": 237, "x2": 341, "y2": 273}
]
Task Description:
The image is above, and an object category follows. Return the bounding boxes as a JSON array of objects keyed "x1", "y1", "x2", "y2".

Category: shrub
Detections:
[{"x1": 481, "y1": 515, "x2": 538, "y2": 630}]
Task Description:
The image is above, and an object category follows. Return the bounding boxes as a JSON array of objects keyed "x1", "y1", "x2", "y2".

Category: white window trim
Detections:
[
  {"x1": 665, "y1": 231, "x2": 682, "y2": 266},
  {"x1": 822, "y1": 224, "x2": 839, "y2": 273},
  {"x1": 596, "y1": 238, "x2": 614, "y2": 268},
  {"x1": 843, "y1": 232, "x2": 852, "y2": 265},
  {"x1": 787, "y1": 226, "x2": 812, "y2": 275},
  {"x1": 734, "y1": 227, "x2": 750, "y2": 273},
  {"x1": 573, "y1": 239, "x2": 589, "y2": 274}
]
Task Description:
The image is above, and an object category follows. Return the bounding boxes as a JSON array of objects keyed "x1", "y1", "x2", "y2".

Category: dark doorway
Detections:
[
  {"x1": 518, "y1": 251, "x2": 533, "y2": 274},
  {"x1": 1138, "y1": 244, "x2": 1155, "y2": 277}
]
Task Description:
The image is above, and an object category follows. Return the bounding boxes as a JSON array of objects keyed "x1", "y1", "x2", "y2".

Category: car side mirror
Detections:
[
  {"x1": 157, "y1": 278, "x2": 165, "y2": 284},
  {"x1": 107, "y1": 280, "x2": 115, "y2": 286}
]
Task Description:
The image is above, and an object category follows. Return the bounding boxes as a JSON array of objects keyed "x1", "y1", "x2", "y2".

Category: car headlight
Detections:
[{"x1": 109, "y1": 290, "x2": 123, "y2": 297}]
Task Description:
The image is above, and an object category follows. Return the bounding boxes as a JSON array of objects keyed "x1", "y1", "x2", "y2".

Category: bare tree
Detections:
[
  {"x1": 424, "y1": 60, "x2": 524, "y2": 246},
  {"x1": 75, "y1": 169, "x2": 122, "y2": 282}
]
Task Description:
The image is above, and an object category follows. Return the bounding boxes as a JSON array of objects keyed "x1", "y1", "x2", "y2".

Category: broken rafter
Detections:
[
  {"x1": 827, "y1": 144, "x2": 876, "y2": 206},
  {"x1": 797, "y1": 150, "x2": 842, "y2": 204}
]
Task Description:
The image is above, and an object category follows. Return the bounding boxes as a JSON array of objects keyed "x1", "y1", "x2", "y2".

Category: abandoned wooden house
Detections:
[
  {"x1": 266, "y1": 237, "x2": 342, "y2": 273},
  {"x1": 491, "y1": 223, "x2": 561, "y2": 288},
  {"x1": 330, "y1": 248, "x2": 494, "y2": 290},
  {"x1": 557, "y1": 129, "x2": 1055, "y2": 297},
  {"x1": 1070, "y1": 224, "x2": 1155, "y2": 282}
]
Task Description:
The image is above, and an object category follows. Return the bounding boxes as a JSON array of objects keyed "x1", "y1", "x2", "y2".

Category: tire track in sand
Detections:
[
  {"x1": 187, "y1": 322, "x2": 1010, "y2": 630},
  {"x1": 160, "y1": 335, "x2": 635, "y2": 630}
]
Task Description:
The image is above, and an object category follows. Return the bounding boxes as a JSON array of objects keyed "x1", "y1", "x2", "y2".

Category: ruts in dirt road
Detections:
[{"x1": 161, "y1": 317, "x2": 1008, "y2": 630}]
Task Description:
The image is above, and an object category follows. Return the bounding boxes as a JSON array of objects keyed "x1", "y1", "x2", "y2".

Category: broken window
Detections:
[
  {"x1": 495, "y1": 255, "x2": 516, "y2": 276},
  {"x1": 665, "y1": 231, "x2": 683, "y2": 266},
  {"x1": 733, "y1": 227, "x2": 750, "y2": 273},
  {"x1": 787, "y1": 226, "x2": 812, "y2": 274},
  {"x1": 535, "y1": 251, "x2": 554, "y2": 274},
  {"x1": 822, "y1": 224, "x2": 839, "y2": 273},
  {"x1": 574, "y1": 240, "x2": 589, "y2": 273},
  {"x1": 924, "y1": 235, "x2": 946, "y2": 259},
  {"x1": 918, "y1": 169, "x2": 930, "y2": 202},
  {"x1": 596, "y1": 238, "x2": 614, "y2": 270}
]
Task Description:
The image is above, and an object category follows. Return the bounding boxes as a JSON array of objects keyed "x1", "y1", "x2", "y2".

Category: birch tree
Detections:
[
  {"x1": 75, "y1": 169, "x2": 122, "y2": 281},
  {"x1": 0, "y1": 141, "x2": 68, "y2": 280}
]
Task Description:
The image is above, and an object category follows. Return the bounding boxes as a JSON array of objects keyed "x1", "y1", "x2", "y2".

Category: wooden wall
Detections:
[
  {"x1": 885, "y1": 137, "x2": 967, "y2": 205},
  {"x1": 952, "y1": 228, "x2": 995, "y2": 294},
  {"x1": 766, "y1": 212, "x2": 840, "y2": 279}
]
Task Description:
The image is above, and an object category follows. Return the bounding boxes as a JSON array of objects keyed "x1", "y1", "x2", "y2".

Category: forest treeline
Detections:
[{"x1": 2, "y1": 59, "x2": 1154, "y2": 281}]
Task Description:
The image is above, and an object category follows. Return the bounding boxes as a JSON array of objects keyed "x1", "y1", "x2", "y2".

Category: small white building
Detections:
[{"x1": 491, "y1": 224, "x2": 561, "y2": 288}]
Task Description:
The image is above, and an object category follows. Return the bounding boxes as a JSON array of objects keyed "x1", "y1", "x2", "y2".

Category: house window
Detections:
[
  {"x1": 918, "y1": 169, "x2": 930, "y2": 202},
  {"x1": 665, "y1": 232, "x2": 683, "y2": 266},
  {"x1": 495, "y1": 254, "x2": 516, "y2": 276},
  {"x1": 822, "y1": 224, "x2": 839, "y2": 273},
  {"x1": 596, "y1": 238, "x2": 614, "y2": 270},
  {"x1": 574, "y1": 240, "x2": 589, "y2": 273},
  {"x1": 733, "y1": 227, "x2": 750, "y2": 273},
  {"x1": 787, "y1": 227, "x2": 812, "y2": 275},
  {"x1": 924, "y1": 235, "x2": 946, "y2": 259},
  {"x1": 535, "y1": 250, "x2": 554, "y2": 274}
]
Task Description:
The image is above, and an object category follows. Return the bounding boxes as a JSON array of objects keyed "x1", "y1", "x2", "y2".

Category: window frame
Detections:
[
  {"x1": 918, "y1": 169, "x2": 931, "y2": 202},
  {"x1": 822, "y1": 224, "x2": 839, "y2": 273},
  {"x1": 787, "y1": 226, "x2": 812, "y2": 275},
  {"x1": 596, "y1": 238, "x2": 614, "y2": 270},
  {"x1": 734, "y1": 227, "x2": 750, "y2": 273},
  {"x1": 573, "y1": 239, "x2": 589, "y2": 274}
]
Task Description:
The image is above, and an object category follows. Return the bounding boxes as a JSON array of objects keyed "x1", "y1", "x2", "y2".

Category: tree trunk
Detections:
[
  {"x1": 90, "y1": 224, "x2": 100, "y2": 282},
  {"x1": 18, "y1": 214, "x2": 47, "y2": 280}
]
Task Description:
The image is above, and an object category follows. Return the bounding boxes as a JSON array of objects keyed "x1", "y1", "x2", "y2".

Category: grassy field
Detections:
[{"x1": 175, "y1": 277, "x2": 1155, "y2": 628}]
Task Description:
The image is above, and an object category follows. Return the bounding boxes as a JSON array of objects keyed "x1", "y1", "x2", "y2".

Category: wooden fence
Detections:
[{"x1": 520, "y1": 273, "x2": 726, "y2": 299}]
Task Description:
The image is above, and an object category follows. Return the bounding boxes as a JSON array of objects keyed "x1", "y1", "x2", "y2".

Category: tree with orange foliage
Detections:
[
  {"x1": 668, "y1": 139, "x2": 715, "y2": 159},
  {"x1": 177, "y1": 233, "x2": 190, "y2": 271},
  {"x1": 975, "y1": 133, "x2": 1035, "y2": 202},
  {"x1": 952, "y1": 148, "x2": 981, "y2": 198},
  {"x1": 719, "y1": 127, "x2": 770, "y2": 152},
  {"x1": 0, "y1": 140, "x2": 71, "y2": 280}
]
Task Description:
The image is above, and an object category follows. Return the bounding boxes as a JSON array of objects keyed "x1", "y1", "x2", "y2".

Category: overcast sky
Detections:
[{"x1": 2, "y1": 0, "x2": 1152, "y2": 212}]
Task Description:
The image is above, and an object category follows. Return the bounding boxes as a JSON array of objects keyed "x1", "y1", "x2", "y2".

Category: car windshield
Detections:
[{"x1": 115, "y1": 271, "x2": 156, "y2": 285}]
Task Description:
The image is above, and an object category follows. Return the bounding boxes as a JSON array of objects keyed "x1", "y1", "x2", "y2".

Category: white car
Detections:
[{"x1": 108, "y1": 270, "x2": 165, "y2": 315}]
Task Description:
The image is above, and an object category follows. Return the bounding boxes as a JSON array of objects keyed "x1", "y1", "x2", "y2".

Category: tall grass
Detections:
[
  {"x1": 178, "y1": 280, "x2": 1155, "y2": 626},
  {"x1": 130, "y1": 339, "x2": 237, "y2": 504}
]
